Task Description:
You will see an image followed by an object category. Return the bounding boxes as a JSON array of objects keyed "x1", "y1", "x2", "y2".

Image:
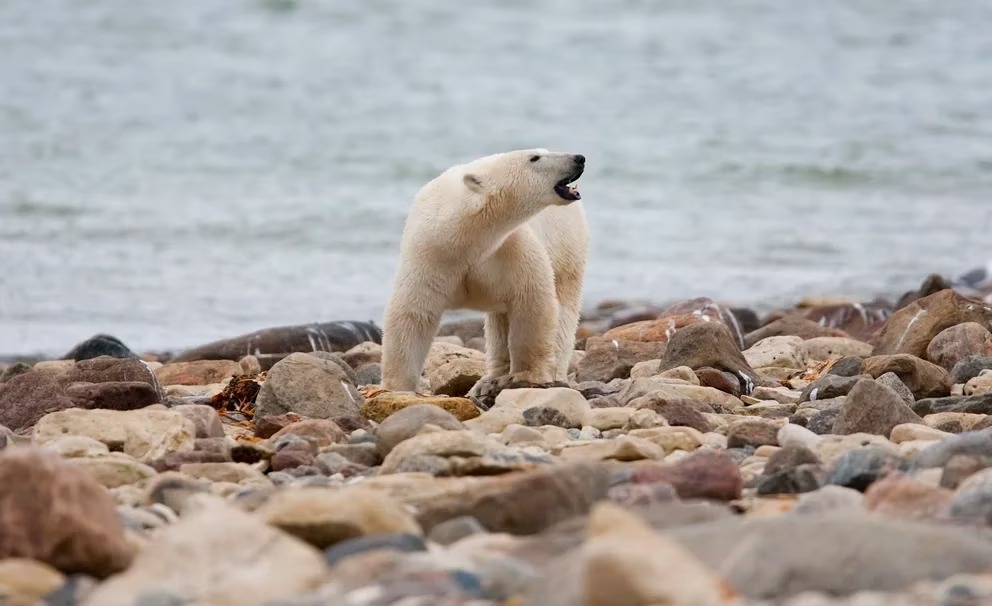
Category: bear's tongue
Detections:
[{"x1": 554, "y1": 181, "x2": 581, "y2": 201}]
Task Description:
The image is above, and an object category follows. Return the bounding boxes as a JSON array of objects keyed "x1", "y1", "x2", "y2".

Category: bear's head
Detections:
[{"x1": 461, "y1": 148, "x2": 585, "y2": 208}]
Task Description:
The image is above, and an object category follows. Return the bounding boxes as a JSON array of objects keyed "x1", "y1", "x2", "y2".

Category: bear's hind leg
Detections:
[{"x1": 381, "y1": 289, "x2": 445, "y2": 393}]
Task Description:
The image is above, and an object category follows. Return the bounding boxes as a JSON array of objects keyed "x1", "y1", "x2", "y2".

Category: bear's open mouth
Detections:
[{"x1": 554, "y1": 167, "x2": 583, "y2": 201}]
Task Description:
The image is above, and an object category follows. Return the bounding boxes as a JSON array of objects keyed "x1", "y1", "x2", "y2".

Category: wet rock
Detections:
[
  {"x1": 862, "y1": 472, "x2": 953, "y2": 520},
  {"x1": 82, "y1": 497, "x2": 327, "y2": 605},
  {"x1": 360, "y1": 392, "x2": 479, "y2": 423},
  {"x1": 914, "y1": 392, "x2": 992, "y2": 416},
  {"x1": 270, "y1": 419, "x2": 347, "y2": 448},
  {"x1": 802, "y1": 337, "x2": 872, "y2": 362},
  {"x1": 374, "y1": 404, "x2": 463, "y2": 457},
  {"x1": 0, "y1": 447, "x2": 134, "y2": 577},
  {"x1": 254, "y1": 352, "x2": 363, "y2": 420},
  {"x1": 833, "y1": 379, "x2": 923, "y2": 436},
  {"x1": 33, "y1": 408, "x2": 196, "y2": 463},
  {"x1": 727, "y1": 419, "x2": 780, "y2": 448},
  {"x1": 862, "y1": 354, "x2": 952, "y2": 399},
  {"x1": 951, "y1": 355, "x2": 992, "y2": 384},
  {"x1": 63, "y1": 334, "x2": 137, "y2": 362},
  {"x1": 825, "y1": 447, "x2": 909, "y2": 491},
  {"x1": 663, "y1": 511, "x2": 992, "y2": 599},
  {"x1": 652, "y1": 322, "x2": 757, "y2": 390},
  {"x1": 153, "y1": 360, "x2": 242, "y2": 386},
  {"x1": 256, "y1": 487, "x2": 420, "y2": 549},
  {"x1": 926, "y1": 322, "x2": 992, "y2": 372},
  {"x1": 756, "y1": 464, "x2": 824, "y2": 496},
  {"x1": 941, "y1": 454, "x2": 992, "y2": 489},
  {"x1": 872, "y1": 289, "x2": 992, "y2": 358},
  {"x1": 745, "y1": 316, "x2": 849, "y2": 349}
]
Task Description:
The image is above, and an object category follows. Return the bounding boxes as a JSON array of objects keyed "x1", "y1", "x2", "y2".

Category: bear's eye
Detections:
[{"x1": 529, "y1": 155, "x2": 540, "y2": 162}]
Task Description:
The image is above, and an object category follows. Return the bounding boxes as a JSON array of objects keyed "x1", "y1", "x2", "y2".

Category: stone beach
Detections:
[{"x1": 3, "y1": 275, "x2": 992, "y2": 605}]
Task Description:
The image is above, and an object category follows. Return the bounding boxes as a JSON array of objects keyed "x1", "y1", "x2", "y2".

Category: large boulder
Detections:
[
  {"x1": 651, "y1": 322, "x2": 758, "y2": 390},
  {"x1": 872, "y1": 289, "x2": 992, "y2": 358}
]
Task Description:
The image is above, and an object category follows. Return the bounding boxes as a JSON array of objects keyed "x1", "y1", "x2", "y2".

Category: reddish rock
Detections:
[
  {"x1": 270, "y1": 443, "x2": 316, "y2": 472},
  {"x1": 65, "y1": 381, "x2": 161, "y2": 411},
  {"x1": 863, "y1": 472, "x2": 953, "y2": 520},
  {"x1": 64, "y1": 357, "x2": 162, "y2": 393},
  {"x1": 154, "y1": 360, "x2": 243, "y2": 386},
  {"x1": 603, "y1": 297, "x2": 744, "y2": 349},
  {"x1": 695, "y1": 367, "x2": 742, "y2": 397},
  {"x1": 926, "y1": 323, "x2": 992, "y2": 373},
  {"x1": 872, "y1": 290, "x2": 992, "y2": 359},
  {"x1": 253, "y1": 412, "x2": 304, "y2": 439},
  {"x1": 862, "y1": 355, "x2": 952, "y2": 399},
  {"x1": 0, "y1": 447, "x2": 135, "y2": 577},
  {"x1": 270, "y1": 419, "x2": 347, "y2": 448},
  {"x1": 654, "y1": 322, "x2": 757, "y2": 386},
  {"x1": 727, "y1": 420, "x2": 780, "y2": 449},
  {"x1": 576, "y1": 338, "x2": 667, "y2": 383},
  {"x1": 627, "y1": 449, "x2": 743, "y2": 501},
  {"x1": 0, "y1": 372, "x2": 75, "y2": 431}
]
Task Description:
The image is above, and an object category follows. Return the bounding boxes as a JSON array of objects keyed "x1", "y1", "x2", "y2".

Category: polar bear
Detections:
[{"x1": 380, "y1": 148, "x2": 589, "y2": 393}]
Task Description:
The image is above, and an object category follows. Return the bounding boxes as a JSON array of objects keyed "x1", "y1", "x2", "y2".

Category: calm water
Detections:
[{"x1": 2, "y1": 0, "x2": 992, "y2": 356}]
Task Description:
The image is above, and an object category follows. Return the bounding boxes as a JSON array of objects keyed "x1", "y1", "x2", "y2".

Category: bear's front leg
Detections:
[
  {"x1": 380, "y1": 277, "x2": 446, "y2": 393},
  {"x1": 506, "y1": 284, "x2": 557, "y2": 386}
]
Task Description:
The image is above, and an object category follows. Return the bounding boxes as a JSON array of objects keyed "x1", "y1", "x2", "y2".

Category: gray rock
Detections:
[
  {"x1": 373, "y1": 404, "x2": 463, "y2": 457},
  {"x1": 827, "y1": 356, "x2": 864, "y2": 377},
  {"x1": 916, "y1": 428, "x2": 992, "y2": 468},
  {"x1": 948, "y1": 469, "x2": 992, "y2": 525},
  {"x1": 792, "y1": 485, "x2": 864, "y2": 514},
  {"x1": 323, "y1": 532, "x2": 427, "y2": 567},
  {"x1": 427, "y1": 515, "x2": 487, "y2": 545},
  {"x1": 951, "y1": 356, "x2": 992, "y2": 385},
  {"x1": 806, "y1": 409, "x2": 841, "y2": 435},
  {"x1": 756, "y1": 464, "x2": 824, "y2": 496},
  {"x1": 523, "y1": 406, "x2": 579, "y2": 429},
  {"x1": 832, "y1": 379, "x2": 923, "y2": 436},
  {"x1": 254, "y1": 352, "x2": 363, "y2": 420},
  {"x1": 353, "y1": 363, "x2": 382, "y2": 387},
  {"x1": 764, "y1": 444, "x2": 820, "y2": 475},
  {"x1": 825, "y1": 447, "x2": 909, "y2": 491},
  {"x1": 874, "y1": 372, "x2": 915, "y2": 406},
  {"x1": 913, "y1": 392, "x2": 992, "y2": 416},
  {"x1": 800, "y1": 374, "x2": 863, "y2": 402},
  {"x1": 663, "y1": 511, "x2": 992, "y2": 599}
]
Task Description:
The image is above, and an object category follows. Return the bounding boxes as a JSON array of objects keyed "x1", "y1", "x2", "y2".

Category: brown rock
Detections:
[
  {"x1": 0, "y1": 371, "x2": 75, "y2": 431},
  {"x1": 833, "y1": 379, "x2": 924, "y2": 436},
  {"x1": 360, "y1": 392, "x2": 480, "y2": 423},
  {"x1": 765, "y1": 444, "x2": 820, "y2": 475},
  {"x1": 253, "y1": 352, "x2": 362, "y2": 420},
  {"x1": 801, "y1": 302, "x2": 891, "y2": 343},
  {"x1": 926, "y1": 322, "x2": 992, "y2": 372},
  {"x1": 727, "y1": 420, "x2": 780, "y2": 448},
  {"x1": 270, "y1": 446, "x2": 316, "y2": 472},
  {"x1": 576, "y1": 337, "x2": 667, "y2": 383},
  {"x1": 172, "y1": 404, "x2": 224, "y2": 439},
  {"x1": 630, "y1": 393, "x2": 712, "y2": 432},
  {"x1": 941, "y1": 455, "x2": 992, "y2": 489},
  {"x1": 269, "y1": 419, "x2": 347, "y2": 448},
  {"x1": 654, "y1": 322, "x2": 758, "y2": 388},
  {"x1": 863, "y1": 472, "x2": 953, "y2": 520},
  {"x1": 65, "y1": 381, "x2": 161, "y2": 412},
  {"x1": 64, "y1": 357, "x2": 162, "y2": 392},
  {"x1": 0, "y1": 448, "x2": 134, "y2": 577},
  {"x1": 603, "y1": 297, "x2": 744, "y2": 348},
  {"x1": 745, "y1": 316, "x2": 850, "y2": 349},
  {"x1": 626, "y1": 449, "x2": 743, "y2": 501},
  {"x1": 872, "y1": 289, "x2": 992, "y2": 358},
  {"x1": 862, "y1": 354, "x2": 952, "y2": 399},
  {"x1": 695, "y1": 367, "x2": 742, "y2": 397},
  {"x1": 154, "y1": 360, "x2": 243, "y2": 386},
  {"x1": 253, "y1": 412, "x2": 304, "y2": 439}
]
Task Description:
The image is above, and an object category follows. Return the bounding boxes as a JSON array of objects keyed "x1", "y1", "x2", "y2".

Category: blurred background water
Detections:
[{"x1": 2, "y1": 0, "x2": 991, "y2": 356}]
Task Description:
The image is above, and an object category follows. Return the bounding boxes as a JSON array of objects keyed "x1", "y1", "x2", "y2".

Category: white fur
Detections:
[{"x1": 381, "y1": 148, "x2": 589, "y2": 392}]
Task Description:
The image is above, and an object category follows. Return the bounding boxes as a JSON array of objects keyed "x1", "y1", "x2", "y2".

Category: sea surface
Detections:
[{"x1": 2, "y1": 0, "x2": 991, "y2": 357}]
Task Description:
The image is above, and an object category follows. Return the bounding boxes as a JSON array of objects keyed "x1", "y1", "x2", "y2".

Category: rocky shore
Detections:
[{"x1": 2, "y1": 272, "x2": 992, "y2": 605}]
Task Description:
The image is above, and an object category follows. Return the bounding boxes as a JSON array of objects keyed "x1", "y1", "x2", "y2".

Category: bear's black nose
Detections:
[{"x1": 573, "y1": 154, "x2": 585, "y2": 165}]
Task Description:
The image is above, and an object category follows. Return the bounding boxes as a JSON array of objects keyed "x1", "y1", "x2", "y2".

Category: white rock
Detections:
[{"x1": 33, "y1": 409, "x2": 196, "y2": 463}]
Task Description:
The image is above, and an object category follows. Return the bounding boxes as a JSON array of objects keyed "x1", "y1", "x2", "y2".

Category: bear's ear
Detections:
[{"x1": 463, "y1": 173, "x2": 484, "y2": 194}]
